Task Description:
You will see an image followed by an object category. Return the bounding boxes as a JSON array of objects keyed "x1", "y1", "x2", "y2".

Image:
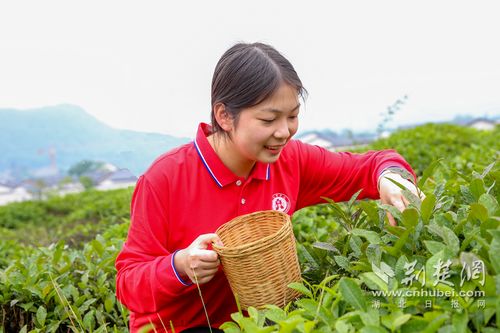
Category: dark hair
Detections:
[{"x1": 210, "y1": 42, "x2": 307, "y2": 136}]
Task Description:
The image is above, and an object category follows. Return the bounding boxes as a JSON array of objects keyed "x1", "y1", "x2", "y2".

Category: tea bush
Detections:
[
  {"x1": 222, "y1": 125, "x2": 499, "y2": 332},
  {"x1": 0, "y1": 123, "x2": 498, "y2": 332},
  {"x1": 224, "y1": 159, "x2": 499, "y2": 332},
  {"x1": 0, "y1": 223, "x2": 130, "y2": 332},
  {"x1": 0, "y1": 188, "x2": 133, "y2": 248}
]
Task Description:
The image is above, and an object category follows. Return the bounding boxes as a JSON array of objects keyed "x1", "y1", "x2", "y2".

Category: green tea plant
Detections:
[
  {"x1": 365, "y1": 123, "x2": 499, "y2": 176},
  {"x1": 0, "y1": 123, "x2": 498, "y2": 332},
  {"x1": 0, "y1": 188, "x2": 133, "y2": 249},
  {"x1": 220, "y1": 124, "x2": 499, "y2": 332},
  {"x1": 220, "y1": 158, "x2": 499, "y2": 332},
  {"x1": 0, "y1": 222, "x2": 130, "y2": 332}
]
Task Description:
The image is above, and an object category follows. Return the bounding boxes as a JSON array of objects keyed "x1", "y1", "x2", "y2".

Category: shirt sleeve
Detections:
[
  {"x1": 115, "y1": 175, "x2": 192, "y2": 314},
  {"x1": 293, "y1": 140, "x2": 416, "y2": 209}
]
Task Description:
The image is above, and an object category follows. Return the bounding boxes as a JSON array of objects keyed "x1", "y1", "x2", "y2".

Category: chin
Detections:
[{"x1": 259, "y1": 153, "x2": 281, "y2": 164}]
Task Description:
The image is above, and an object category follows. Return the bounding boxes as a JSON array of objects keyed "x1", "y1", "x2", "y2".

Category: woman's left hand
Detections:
[{"x1": 378, "y1": 171, "x2": 425, "y2": 226}]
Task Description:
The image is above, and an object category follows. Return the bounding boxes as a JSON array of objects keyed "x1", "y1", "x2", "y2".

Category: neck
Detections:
[{"x1": 208, "y1": 134, "x2": 255, "y2": 178}]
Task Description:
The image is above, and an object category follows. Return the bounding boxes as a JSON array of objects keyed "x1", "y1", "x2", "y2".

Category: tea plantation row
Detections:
[{"x1": 0, "y1": 124, "x2": 498, "y2": 332}]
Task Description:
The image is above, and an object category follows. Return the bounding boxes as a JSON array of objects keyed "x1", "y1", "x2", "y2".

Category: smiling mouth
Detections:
[{"x1": 264, "y1": 144, "x2": 285, "y2": 151}]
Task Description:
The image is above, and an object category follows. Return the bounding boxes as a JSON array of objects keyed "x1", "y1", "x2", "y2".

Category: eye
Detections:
[
  {"x1": 288, "y1": 115, "x2": 298, "y2": 120},
  {"x1": 259, "y1": 119, "x2": 275, "y2": 124}
]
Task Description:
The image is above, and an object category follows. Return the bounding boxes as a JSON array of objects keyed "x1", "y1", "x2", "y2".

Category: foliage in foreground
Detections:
[
  {"x1": 0, "y1": 223, "x2": 130, "y2": 332},
  {"x1": 222, "y1": 160, "x2": 499, "y2": 332},
  {"x1": 0, "y1": 123, "x2": 498, "y2": 332}
]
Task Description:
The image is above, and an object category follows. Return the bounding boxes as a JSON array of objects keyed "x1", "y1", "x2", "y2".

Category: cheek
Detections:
[
  {"x1": 239, "y1": 130, "x2": 266, "y2": 150},
  {"x1": 252, "y1": 130, "x2": 271, "y2": 145},
  {"x1": 289, "y1": 120, "x2": 299, "y2": 137}
]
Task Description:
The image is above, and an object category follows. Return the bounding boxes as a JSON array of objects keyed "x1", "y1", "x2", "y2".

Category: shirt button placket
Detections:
[{"x1": 237, "y1": 179, "x2": 246, "y2": 211}]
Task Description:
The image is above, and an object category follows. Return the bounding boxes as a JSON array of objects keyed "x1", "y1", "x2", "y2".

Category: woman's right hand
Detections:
[{"x1": 174, "y1": 233, "x2": 223, "y2": 284}]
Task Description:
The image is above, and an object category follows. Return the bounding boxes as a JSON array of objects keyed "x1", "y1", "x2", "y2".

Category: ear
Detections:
[{"x1": 213, "y1": 103, "x2": 234, "y2": 132}]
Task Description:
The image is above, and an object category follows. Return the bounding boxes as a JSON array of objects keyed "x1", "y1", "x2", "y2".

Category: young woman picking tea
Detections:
[{"x1": 115, "y1": 42, "x2": 422, "y2": 332}]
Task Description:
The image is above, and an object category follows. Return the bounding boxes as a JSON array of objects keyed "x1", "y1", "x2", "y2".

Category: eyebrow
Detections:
[{"x1": 260, "y1": 103, "x2": 301, "y2": 114}]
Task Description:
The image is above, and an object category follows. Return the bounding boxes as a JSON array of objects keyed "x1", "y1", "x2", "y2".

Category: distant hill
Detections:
[{"x1": 0, "y1": 104, "x2": 190, "y2": 178}]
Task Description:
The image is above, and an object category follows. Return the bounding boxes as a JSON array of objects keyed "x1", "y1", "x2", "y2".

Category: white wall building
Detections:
[
  {"x1": 0, "y1": 183, "x2": 33, "y2": 206},
  {"x1": 95, "y1": 169, "x2": 138, "y2": 191},
  {"x1": 466, "y1": 118, "x2": 499, "y2": 131}
]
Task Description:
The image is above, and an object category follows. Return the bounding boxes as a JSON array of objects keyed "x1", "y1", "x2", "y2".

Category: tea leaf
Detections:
[
  {"x1": 288, "y1": 282, "x2": 312, "y2": 298},
  {"x1": 358, "y1": 200, "x2": 380, "y2": 225},
  {"x1": 36, "y1": 305, "x2": 47, "y2": 326},
  {"x1": 402, "y1": 208, "x2": 419, "y2": 229},
  {"x1": 312, "y1": 242, "x2": 340, "y2": 254},
  {"x1": 366, "y1": 244, "x2": 381, "y2": 266},
  {"x1": 352, "y1": 229, "x2": 381, "y2": 244},
  {"x1": 263, "y1": 304, "x2": 286, "y2": 323},
  {"x1": 423, "y1": 241, "x2": 446, "y2": 255},
  {"x1": 488, "y1": 230, "x2": 500, "y2": 274},
  {"x1": 360, "y1": 272, "x2": 388, "y2": 292},
  {"x1": 360, "y1": 326, "x2": 388, "y2": 333},
  {"x1": 348, "y1": 189, "x2": 364, "y2": 208},
  {"x1": 469, "y1": 203, "x2": 489, "y2": 223},
  {"x1": 334, "y1": 255, "x2": 351, "y2": 271},
  {"x1": 421, "y1": 194, "x2": 436, "y2": 223},
  {"x1": 339, "y1": 277, "x2": 367, "y2": 311},
  {"x1": 418, "y1": 158, "x2": 443, "y2": 188},
  {"x1": 479, "y1": 193, "x2": 499, "y2": 217},
  {"x1": 469, "y1": 178, "x2": 486, "y2": 202}
]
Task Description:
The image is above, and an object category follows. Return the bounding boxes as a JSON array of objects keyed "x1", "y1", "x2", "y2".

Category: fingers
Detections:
[
  {"x1": 188, "y1": 262, "x2": 220, "y2": 284},
  {"x1": 391, "y1": 198, "x2": 406, "y2": 212},
  {"x1": 194, "y1": 233, "x2": 222, "y2": 249},
  {"x1": 387, "y1": 212, "x2": 397, "y2": 226},
  {"x1": 191, "y1": 267, "x2": 219, "y2": 278},
  {"x1": 379, "y1": 174, "x2": 427, "y2": 227},
  {"x1": 174, "y1": 233, "x2": 223, "y2": 285},
  {"x1": 402, "y1": 179, "x2": 425, "y2": 200},
  {"x1": 182, "y1": 233, "x2": 225, "y2": 284},
  {"x1": 191, "y1": 272, "x2": 218, "y2": 284},
  {"x1": 188, "y1": 258, "x2": 220, "y2": 270},
  {"x1": 185, "y1": 247, "x2": 220, "y2": 284},
  {"x1": 383, "y1": 197, "x2": 405, "y2": 226},
  {"x1": 213, "y1": 239, "x2": 224, "y2": 247},
  {"x1": 189, "y1": 248, "x2": 219, "y2": 262},
  {"x1": 400, "y1": 195, "x2": 410, "y2": 208}
]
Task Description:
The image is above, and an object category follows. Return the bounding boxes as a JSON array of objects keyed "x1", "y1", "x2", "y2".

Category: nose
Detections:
[{"x1": 273, "y1": 119, "x2": 290, "y2": 139}]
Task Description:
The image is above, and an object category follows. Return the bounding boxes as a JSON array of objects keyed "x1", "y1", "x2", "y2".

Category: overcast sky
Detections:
[{"x1": 1, "y1": 1, "x2": 499, "y2": 138}]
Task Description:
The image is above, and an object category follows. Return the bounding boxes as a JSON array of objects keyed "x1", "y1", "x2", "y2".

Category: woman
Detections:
[{"x1": 115, "y1": 42, "x2": 421, "y2": 332}]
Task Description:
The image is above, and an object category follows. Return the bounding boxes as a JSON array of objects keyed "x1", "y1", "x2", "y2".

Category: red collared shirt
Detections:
[{"x1": 115, "y1": 123, "x2": 415, "y2": 332}]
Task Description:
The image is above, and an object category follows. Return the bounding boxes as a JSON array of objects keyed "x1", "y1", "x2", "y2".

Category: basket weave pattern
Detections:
[{"x1": 213, "y1": 210, "x2": 301, "y2": 310}]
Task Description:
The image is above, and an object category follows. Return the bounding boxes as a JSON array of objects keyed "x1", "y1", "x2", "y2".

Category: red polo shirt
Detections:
[{"x1": 115, "y1": 123, "x2": 415, "y2": 332}]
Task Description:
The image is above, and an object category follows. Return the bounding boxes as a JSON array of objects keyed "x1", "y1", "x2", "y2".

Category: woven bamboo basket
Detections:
[{"x1": 212, "y1": 210, "x2": 301, "y2": 310}]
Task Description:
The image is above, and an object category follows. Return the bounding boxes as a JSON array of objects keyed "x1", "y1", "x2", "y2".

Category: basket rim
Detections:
[
  {"x1": 215, "y1": 222, "x2": 292, "y2": 257},
  {"x1": 212, "y1": 210, "x2": 291, "y2": 254}
]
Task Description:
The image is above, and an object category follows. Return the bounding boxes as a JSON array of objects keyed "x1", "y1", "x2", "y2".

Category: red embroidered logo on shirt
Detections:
[{"x1": 272, "y1": 193, "x2": 290, "y2": 213}]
